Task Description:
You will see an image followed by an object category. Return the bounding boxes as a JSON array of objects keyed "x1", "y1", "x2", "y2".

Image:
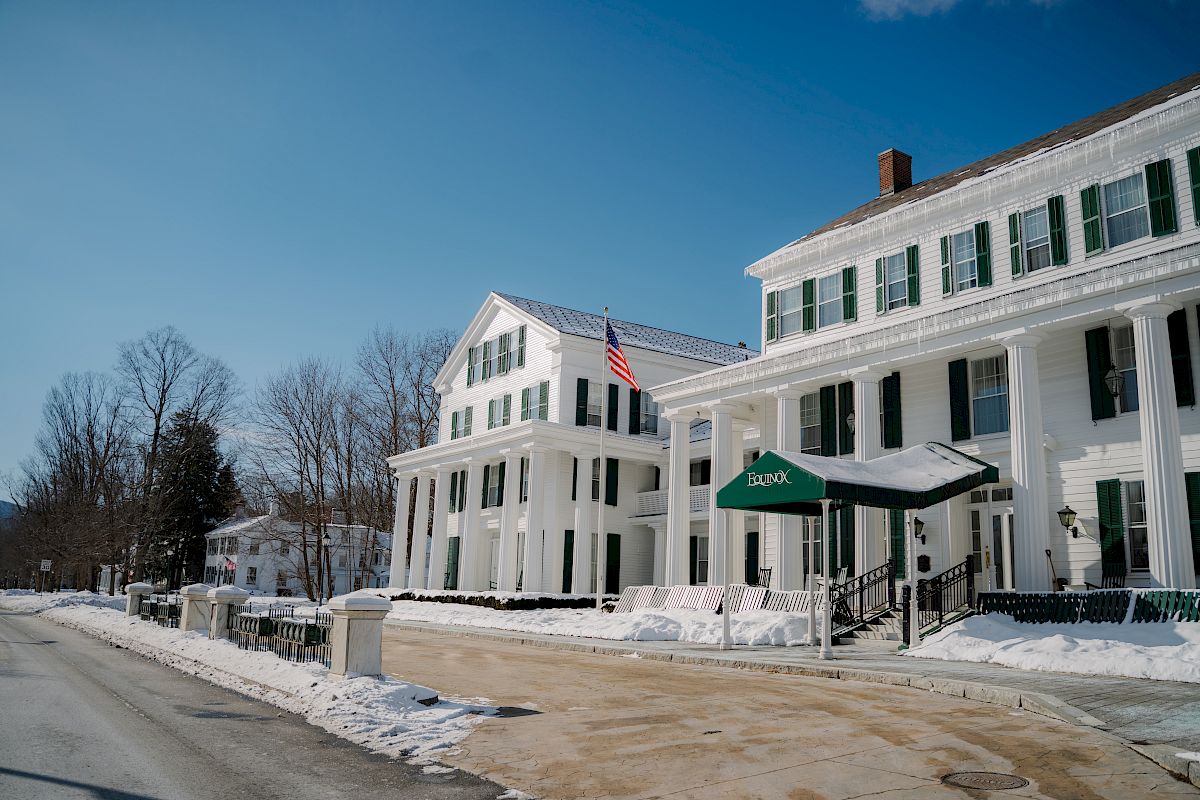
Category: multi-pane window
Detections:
[
  {"x1": 969, "y1": 510, "x2": 983, "y2": 573},
  {"x1": 952, "y1": 229, "x2": 978, "y2": 291},
  {"x1": 586, "y1": 381, "x2": 603, "y2": 427},
  {"x1": 246, "y1": 567, "x2": 258, "y2": 586},
  {"x1": 778, "y1": 285, "x2": 804, "y2": 336},
  {"x1": 485, "y1": 465, "x2": 504, "y2": 508},
  {"x1": 279, "y1": 541, "x2": 290, "y2": 557},
  {"x1": 207, "y1": 538, "x2": 217, "y2": 556},
  {"x1": 489, "y1": 395, "x2": 510, "y2": 429},
  {"x1": 520, "y1": 458, "x2": 529, "y2": 503},
  {"x1": 885, "y1": 251, "x2": 907, "y2": 310},
  {"x1": 276, "y1": 570, "x2": 288, "y2": 587},
  {"x1": 817, "y1": 273, "x2": 842, "y2": 328},
  {"x1": 1125, "y1": 480, "x2": 1149, "y2": 570},
  {"x1": 689, "y1": 459, "x2": 710, "y2": 487},
  {"x1": 1022, "y1": 204, "x2": 1051, "y2": 272},
  {"x1": 971, "y1": 355, "x2": 1009, "y2": 436},
  {"x1": 1112, "y1": 325, "x2": 1139, "y2": 412},
  {"x1": 1103, "y1": 173, "x2": 1150, "y2": 247},
  {"x1": 248, "y1": 541, "x2": 260, "y2": 555},
  {"x1": 799, "y1": 392, "x2": 821, "y2": 454},
  {"x1": 591, "y1": 458, "x2": 601, "y2": 501},
  {"x1": 640, "y1": 393, "x2": 659, "y2": 435},
  {"x1": 694, "y1": 536, "x2": 710, "y2": 584}
]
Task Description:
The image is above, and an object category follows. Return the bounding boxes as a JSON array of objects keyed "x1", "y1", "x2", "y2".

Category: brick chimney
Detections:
[{"x1": 878, "y1": 148, "x2": 912, "y2": 196}]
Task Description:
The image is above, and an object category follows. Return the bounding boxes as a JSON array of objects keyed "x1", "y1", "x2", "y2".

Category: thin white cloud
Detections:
[{"x1": 859, "y1": 0, "x2": 961, "y2": 21}]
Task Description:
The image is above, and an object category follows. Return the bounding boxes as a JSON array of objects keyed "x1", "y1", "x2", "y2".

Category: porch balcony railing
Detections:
[{"x1": 633, "y1": 485, "x2": 710, "y2": 517}]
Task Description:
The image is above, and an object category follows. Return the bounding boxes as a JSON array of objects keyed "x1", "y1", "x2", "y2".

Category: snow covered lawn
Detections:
[
  {"x1": 0, "y1": 590, "x2": 490, "y2": 763},
  {"x1": 379, "y1": 595, "x2": 821, "y2": 646},
  {"x1": 905, "y1": 613, "x2": 1200, "y2": 683}
]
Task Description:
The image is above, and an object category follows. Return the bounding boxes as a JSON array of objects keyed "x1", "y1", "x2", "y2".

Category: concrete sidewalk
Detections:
[{"x1": 384, "y1": 618, "x2": 1200, "y2": 785}]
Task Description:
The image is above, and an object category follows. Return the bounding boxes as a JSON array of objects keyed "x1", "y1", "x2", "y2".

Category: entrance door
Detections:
[
  {"x1": 605, "y1": 533, "x2": 621, "y2": 594},
  {"x1": 489, "y1": 538, "x2": 500, "y2": 590},
  {"x1": 445, "y1": 537, "x2": 460, "y2": 590},
  {"x1": 969, "y1": 504, "x2": 1014, "y2": 590}
]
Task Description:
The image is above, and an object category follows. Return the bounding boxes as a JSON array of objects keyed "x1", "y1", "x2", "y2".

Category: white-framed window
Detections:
[
  {"x1": 276, "y1": 570, "x2": 288, "y2": 587},
  {"x1": 246, "y1": 566, "x2": 257, "y2": 586},
  {"x1": 1111, "y1": 324, "x2": 1139, "y2": 413},
  {"x1": 520, "y1": 458, "x2": 529, "y2": 503},
  {"x1": 248, "y1": 541, "x2": 260, "y2": 556},
  {"x1": 207, "y1": 538, "x2": 217, "y2": 556},
  {"x1": 496, "y1": 332, "x2": 511, "y2": 375},
  {"x1": 1022, "y1": 203, "x2": 1051, "y2": 272},
  {"x1": 1103, "y1": 173, "x2": 1151, "y2": 248},
  {"x1": 591, "y1": 458, "x2": 601, "y2": 501},
  {"x1": 489, "y1": 394, "x2": 510, "y2": 429},
  {"x1": 778, "y1": 285, "x2": 804, "y2": 337},
  {"x1": 586, "y1": 380, "x2": 603, "y2": 427},
  {"x1": 639, "y1": 393, "x2": 659, "y2": 435},
  {"x1": 204, "y1": 566, "x2": 217, "y2": 584},
  {"x1": 279, "y1": 541, "x2": 290, "y2": 557},
  {"x1": 693, "y1": 535, "x2": 709, "y2": 584},
  {"x1": 970, "y1": 355, "x2": 1009, "y2": 436},
  {"x1": 485, "y1": 464, "x2": 504, "y2": 508},
  {"x1": 817, "y1": 273, "x2": 842, "y2": 328},
  {"x1": 521, "y1": 382, "x2": 550, "y2": 422},
  {"x1": 952, "y1": 229, "x2": 978, "y2": 292},
  {"x1": 885, "y1": 251, "x2": 907, "y2": 310},
  {"x1": 799, "y1": 392, "x2": 821, "y2": 454},
  {"x1": 689, "y1": 458, "x2": 710, "y2": 487},
  {"x1": 1124, "y1": 479, "x2": 1149, "y2": 570},
  {"x1": 338, "y1": 553, "x2": 347, "y2": 568}
]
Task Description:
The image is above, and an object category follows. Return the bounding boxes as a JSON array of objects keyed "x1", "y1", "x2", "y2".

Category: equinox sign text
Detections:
[{"x1": 747, "y1": 469, "x2": 792, "y2": 487}]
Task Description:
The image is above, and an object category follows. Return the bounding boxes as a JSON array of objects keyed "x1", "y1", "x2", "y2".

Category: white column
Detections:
[
  {"x1": 388, "y1": 474, "x2": 413, "y2": 588},
  {"x1": 758, "y1": 398, "x2": 778, "y2": 587},
  {"x1": 406, "y1": 473, "x2": 432, "y2": 590},
  {"x1": 1127, "y1": 303, "x2": 1196, "y2": 589},
  {"x1": 1004, "y1": 334, "x2": 1051, "y2": 591},
  {"x1": 708, "y1": 404, "x2": 735, "y2": 586},
  {"x1": 776, "y1": 390, "x2": 805, "y2": 589},
  {"x1": 497, "y1": 451, "x2": 522, "y2": 591},
  {"x1": 460, "y1": 460, "x2": 485, "y2": 591},
  {"x1": 539, "y1": 450, "x2": 564, "y2": 592},
  {"x1": 522, "y1": 446, "x2": 549, "y2": 593},
  {"x1": 852, "y1": 370, "x2": 885, "y2": 576},
  {"x1": 425, "y1": 466, "x2": 452, "y2": 590},
  {"x1": 665, "y1": 412, "x2": 692, "y2": 586},
  {"x1": 572, "y1": 451, "x2": 593, "y2": 593},
  {"x1": 727, "y1": 422, "x2": 748, "y2": 584}
]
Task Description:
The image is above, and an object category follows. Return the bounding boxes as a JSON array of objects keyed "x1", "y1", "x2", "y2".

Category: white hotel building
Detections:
[{"x1": 393, "y1": 74, "x2": 1200, "y2": 595}]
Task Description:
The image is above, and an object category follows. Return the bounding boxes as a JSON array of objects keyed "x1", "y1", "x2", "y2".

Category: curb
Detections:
[{"x1": 384, "y1": 619, "x2": 1200, "y2": 789}]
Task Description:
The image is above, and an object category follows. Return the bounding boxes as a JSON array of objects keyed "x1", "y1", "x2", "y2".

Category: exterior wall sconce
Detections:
[
  {"x1": 1104, "y1": 364, "x2": 1124, "y2": 399},
  {"x1": 913, "y1": 516, "x2": 926, "y2": 545},
  {"x1": 845, "y1": 410, "x2": 855, "y2": 433},
  {"x1": 1058, "y1": 506, "x2": 1079, "y2": 537}
]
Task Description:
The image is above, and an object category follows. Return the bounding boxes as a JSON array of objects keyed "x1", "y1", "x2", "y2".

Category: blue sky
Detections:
[{"x1": 0, "y1": 0, "x2": 1196, "y2": 489}]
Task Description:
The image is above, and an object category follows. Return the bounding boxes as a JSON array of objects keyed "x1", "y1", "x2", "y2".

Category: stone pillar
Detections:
[
  {"x1": 460, "y1": 460, "x2": 485, "y2": 591},
  {"x1": 1127, "y1": 303, "x2": 1196, "y2": 589},
  {"x1": 124, "y1": 581, "x2": 153, "y2": 617},
  {"x1": 388, "y1": 474, "x2": 413, "y2": 588},
  {"x1": 665, "y1": 412, "x2": 692, "y2": 585},
  {"x1": 497, "y1": 451, "x2": 523, "y2": 591},
  {"x1": 776, "y1": 390, "x2": 805, "y2": 589},
  {"x1": 179, "y1": 583, "x2": 213, "y2": 634},
  {"x1": 427, "y1": 466, "x2": 453, "y2": 591},
  {"x1": 327, "y1": 592, "x2": 392, "y2": 678},
  {"x1": 852, "y1": 370, "x2": 885, "y2": 576},
  {"x1": 572, "y1": 451, "x2": 593, "y2": 593},
  {"x1": 1004, "y1": 334, "x2": 1051, "y2": 591},
  {"x1": 522, "y1": 446, "x2": 549, "y2": 593},
  {"x1": 406, "y1": 473, "x2": 432, "y2": 590},
  {"x1": 206, "y1": 585, "x2": 249, "y2": 640},
  {"x1": 727, "y1": 422, "x2": 748, "y2": 584}
]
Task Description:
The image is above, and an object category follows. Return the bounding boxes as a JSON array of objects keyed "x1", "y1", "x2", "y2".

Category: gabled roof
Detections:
[
  {"x1": 775, "y1": 72, "x2": 1200, "y2": 253},
  {"x1": 497, "y1": 293, "x2": 756, "y2": 366}
]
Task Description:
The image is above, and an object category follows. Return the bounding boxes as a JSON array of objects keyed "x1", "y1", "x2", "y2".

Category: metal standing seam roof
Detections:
[{"x1": 496, "y1": 293, "x2": 757, "y2": 366}]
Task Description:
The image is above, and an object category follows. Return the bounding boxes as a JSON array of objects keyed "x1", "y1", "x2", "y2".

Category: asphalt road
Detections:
[{"x1": 0, "y1": 610, "x2": 503, "y2": 800}]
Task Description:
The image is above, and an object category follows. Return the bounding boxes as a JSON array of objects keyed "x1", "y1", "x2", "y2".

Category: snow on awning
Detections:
[{"x1": 715, "y1": 442, "x2": 999, "y2": 515}]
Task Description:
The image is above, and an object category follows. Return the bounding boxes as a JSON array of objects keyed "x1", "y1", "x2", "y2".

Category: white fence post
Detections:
[
  {"x1": 327, "y1": 593, "x2": 391, "y2": 678},
  {"x1": 179, "y1": 583, "x2": 214, "y2": 634},
  {"x1": 206, "y1": 585, "x2": 250, "y2": 640},
  {"x1": 124, "y1": 581, "x2": 153, "y2": 617}
]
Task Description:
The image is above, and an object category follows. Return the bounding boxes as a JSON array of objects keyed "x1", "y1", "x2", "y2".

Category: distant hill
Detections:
[{"x1": 0, "y1": 500, "x2": 16, "y2": 520}]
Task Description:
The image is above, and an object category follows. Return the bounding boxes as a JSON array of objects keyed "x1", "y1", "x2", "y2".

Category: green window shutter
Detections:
[
  {"x1": 765, "y1": 291, "x2": 777, "y2": 342},
  {"x1": 975, "y1": 220, "x2": 992, "y2": 287},
  {"x1": 605, "y1": 458, "x2": 619, "y2": 507},
  {"x1": 449, "y1": 471, "x2": 459, "y2": 512},
  {"x1": 571, "y1": 458, "x2": 578, "y2": 501},
  {"x1": 700, "y1": 458, "x2": 711, "y2": 486},
  {"x1": 1096, "y1": 479, "x2": 1126, "y2": 571},
  {"x1": 819, "y1": 384, "x2": 837, "y2": 456},
  {"x1": 575, "y1": 377, "x2": 589, "y2": 426},
  {"x1": 1188, "y1": 147, "x2": 1200, "y2": 226},
  {"x1": 466, "y1": 347, "x2": 476, "y2": 386},
  {"x1": 496, "y1": 461, "x2": 506, "y2": 507},
  {"x1": 481, "y1": 341, "x2": 492, "y2": 380},
  {"x1": 458, "y1": 470, "x2": 466, "y2": 512},
  {"x1": 517, "y1": 325, "x2": 526, "y2": 367},
  {"x1": 502, "y1": 393, "x2": 511, "y2": 426},
  {"x1": 481, "y1": 464, "x2": 491, "y2": 508},
  {"x1": 1186, "y1": 473, "x2": 1200, "y2": 573},
  {"x1": 1008, "y1": 212, "x2": 1023, "y2": 277},
  {"x1": 905, "y1": 244, "x2": 920, "y2": 306},
  {"x1": 745, "y1": 530, "x2": 759, "y2": 585},
  {"x1": 874, "y1": 257, "x2": 884, "y2": 314},
  {"x1": 948, "y1": 359, "x2": 971, "y2": 442},
  {"x1": 1168, "y1": 309, "x2": 1195, "y2": 407},
  {"x1": 463, "y1": 406, "x2": 472, "y2": 436},
  {"x1": 562, "y1": 530, "x2": 574, "y2": 593},
  {"x1": 496, "y1": 334, "x2": 507, "y2": 374},
  {"x1": 606, "y1": 383, "x2": 618, "y2": 431},
  {"x1": 940, "y1": 235, "x2": 952, "y2": 295},
  {"x1": 841, "y1": 266, "x2": 857, "y2": 322},
  {"x1": 445, "y1": 537, "x2": 460, "y2": 589},
  {"x1": 488, "y1": 399, "x2": 495, "y2": 430},
  {"x1": 1145, "y1": 158, "x2": 1179, "y2": 236},
  {"x1": 1081, "y1": 184, "x2": 1104, "y2": 255},
  {"x1": 801, "y1": 279, "x2": 815, "y2": 332},
  {"x1": 838, "y1": 504, "x2": 854, "y2": 571},
  {"x1": 1084, "y1": 327, "x2": 1117, "y2": 420},
  {"x1": 1048, "y1": 195, "x2": 1068, "y2": 265},
  {"x1": 888, "y1": 510, "x2": 905, "y2": 575},
  {"x1": 450, "y1": 411, "x2": 459, "y2": 441},
  {"x1": 521, "y1": 387, "x2": 531, "y2": 421},
  {"x1": 689, "y1": 536, "x2": 698, "y2": 585},
  {"x1": 837, "y1": 381, "x2": 854, "y2": 455},
  {"x1": 628, "y1": 388, "x2": 640, "y2": 435},
  {"x1": 539, "y1": 381, "x2": 549, "y2": 420},
  {"x1": 605, "y1": 533, "x2": 621, "y2": 594},
  {"x1": 881, "y1": 371, "x2": 902, "y2": 449}
]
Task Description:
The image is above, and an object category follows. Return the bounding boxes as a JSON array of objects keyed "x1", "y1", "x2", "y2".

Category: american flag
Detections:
[{"x1": 606, "y1": 321, "x2": 639, "y2": 392}]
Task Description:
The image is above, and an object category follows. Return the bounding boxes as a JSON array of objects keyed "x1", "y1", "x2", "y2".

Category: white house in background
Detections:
[
  {"x1": 650, "y1": 72, "x2": 1200, "y2": 593},
  {"x1": 202, "y1": 510, "x2": 392, "y2": 597},
  {"x1": 386, "y1": 292, "x2": 755, "y2": 594}
]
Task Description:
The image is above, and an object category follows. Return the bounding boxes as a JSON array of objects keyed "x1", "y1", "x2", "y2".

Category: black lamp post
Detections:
[
  {"x1": 913, "y1": 517, "x2": 926, "y2": 545},
  {"x1": 319, "y1": 530, "x2": 332, "y2": 606}
]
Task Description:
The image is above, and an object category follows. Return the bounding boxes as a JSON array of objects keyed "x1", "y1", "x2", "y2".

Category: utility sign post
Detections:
[
  {"x1": 39, "y1": 560, "x2": 52, "y2": 593},
  {"x1": 40, "y1": 560, "x2": 51, "y2": 572}
]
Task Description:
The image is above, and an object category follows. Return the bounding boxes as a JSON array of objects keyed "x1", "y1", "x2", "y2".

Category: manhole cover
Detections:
[{"x1": 941, "y1": 772, "x2": 1029, "y2": 790}]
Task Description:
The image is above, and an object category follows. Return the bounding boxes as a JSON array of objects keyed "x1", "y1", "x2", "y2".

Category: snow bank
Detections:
[
  {"x1": 385, "y1": 600, "x2": 820, "y2": 646},
  {"x1": 0, "y1": 589, "x2": 127, "y2": 614},
  {"x1": 905, "y1": 613, "x2": 1200, "y2": 683}
]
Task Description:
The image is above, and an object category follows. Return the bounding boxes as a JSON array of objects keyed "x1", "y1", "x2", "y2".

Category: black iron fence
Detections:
[
  {"x1": 224, "y1": 604, "x2": 332, "y2": 668},
  {"x1": 139, "y1": 593, "x2": 182, "y2": 628},
  {"x1": 903, "y1": 555, "x2": 974, "y2": 644},
  {"x1": 828, "y1": 559, "x2": 896, "y2": 636}
]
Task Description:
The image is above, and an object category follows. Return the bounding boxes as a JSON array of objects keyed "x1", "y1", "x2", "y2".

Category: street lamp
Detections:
[
  {"x1": 319, "y1": 531, "x2": 332, "y2": 607},
  {"x1": 913, "y1": 517, "x2": 926, "y2": 545}
]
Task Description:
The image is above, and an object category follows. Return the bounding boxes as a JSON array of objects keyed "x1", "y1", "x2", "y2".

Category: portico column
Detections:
[
  {"x1": 388, "y1": 473, "x2": 413, "y2": 588},
  {"x1": 650, "y1": 522, "x2": 666, "y2": 585},
  {"x1": 460, "y1": 459, "x2": 485, "y2": 591},
  {"x1": 758, "y1": 399, "x2": 779, "y2": 587},
  {"x1": 572, "y1": 451, "x2": 593, "y2": 593},
  {"x1": 426, "y1": 466, "x2": 452, "y2": 591},
  {"x1": 727, "y1": 422, "x2": 748, "y2": 584},
  {"x1": 1127, "y1": 303, "x2": 1196, "y2": 589},
  {"x1": 776, "y1": 390, "x2": 805, "y2": 589},
  {"x1": 1004, "y1": 334, "x2": 1051, "y2": 591},
  {"x1": 497, "y1": 451, "x2": 523, "y2": 591},
  {"x1": 665, "y1": 412, "x2": 692, "y2": 585},
  {"x1": 708, "y1": 404, "x2": 736, "y2": 586},
  {"x1": 406, "y1": 472, "x2": 432, "y2": 590},
  {"x1": 522, "y1": 446, "x2": 549, "y2": 593},
  {"x1": 852, "y1": 370, "x2": 885, "y2": 576}
]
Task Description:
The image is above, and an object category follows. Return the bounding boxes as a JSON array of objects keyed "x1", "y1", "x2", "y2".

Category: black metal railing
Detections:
[
  {"x1": 139, "y1": 593, "x2": 182, "y2": 628},
  {"x1": 904, "y1": 555, "x2": 974, "y2": 643},
  {"x1": 222, "y1": 605, "x2": 331, "y2": 668},
  {"x1": 828, "y1": 559, "x2": 896, "y2": 636}
]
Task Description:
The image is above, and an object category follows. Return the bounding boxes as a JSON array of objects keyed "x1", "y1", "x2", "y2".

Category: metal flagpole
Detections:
[{"x1": 595, "y1": 307, "x2": 609, "y2": 610}]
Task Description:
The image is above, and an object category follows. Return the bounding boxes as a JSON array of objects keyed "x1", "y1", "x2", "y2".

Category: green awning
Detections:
[{"x1": 715, "y1": 442, "x2": 999, "y2": 515}]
